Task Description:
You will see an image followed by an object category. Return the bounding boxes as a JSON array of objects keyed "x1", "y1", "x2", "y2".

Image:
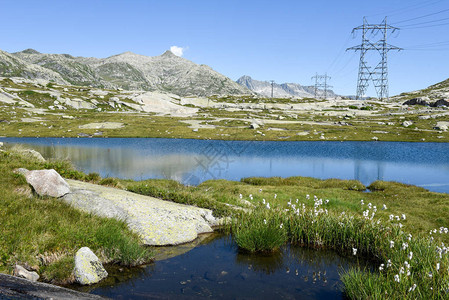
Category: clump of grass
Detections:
[
  {"x1": 231, "y1": 204, "x2": 287, "y2": 253},
  {"x1": 85, "y1": 172, "x2": 101, "y2": 183},
  {"x1": 99, "y1": 177, "x2": 122, "y2": 188}
]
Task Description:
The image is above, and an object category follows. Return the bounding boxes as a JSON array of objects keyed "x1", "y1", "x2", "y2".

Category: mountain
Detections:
[
  {"x1": 236, "y1": 75, "x2": 337, "y2": 98},
  {"x1": 0, "y1": 49, "x2": 251, "y2": 97}
]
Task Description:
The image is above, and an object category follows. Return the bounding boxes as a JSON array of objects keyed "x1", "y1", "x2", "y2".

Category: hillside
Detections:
[
  {"x1": 0, "y1": 49, "x2": 251, "y2": 97},
  {"x1": 236, "y1": 75, "x2": 337, "y2": 98}
]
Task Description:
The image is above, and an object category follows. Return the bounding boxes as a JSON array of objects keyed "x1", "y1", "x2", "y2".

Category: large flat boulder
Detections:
[
  {"x1": 62, "y1": 180, "x2": 219, "y2": 246},
  {"x1": 25, "y1": 169, "x2": 70, "y2": 198}
]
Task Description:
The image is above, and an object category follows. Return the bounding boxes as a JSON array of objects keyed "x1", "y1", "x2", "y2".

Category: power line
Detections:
[
  {"x1": 393, "y1": 8, "x2": 449, "y2": 24},
  {"x1": 346, "y1": 17, "x2": 402, "y2": 100},
  {"x1": 367, "y1": 0, "x2": 444, "y2": 18},
  {"x1": 400, "y1": 16, "x2": 449, "y2": 27},
  {"x1": 401, "y1": 21, "x2": 449, "y2": 29},
  {"x1": 311, "y1": 73, "x2": 332, "y2": 99}
]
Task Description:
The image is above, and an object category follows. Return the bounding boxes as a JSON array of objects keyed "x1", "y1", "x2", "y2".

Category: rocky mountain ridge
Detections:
[
  {"x1": 0, "y1": 49, "x2": 251, "y2": 97},
  {"x1": 236, "y1": 75, "x2": 337, "y2": 99}
]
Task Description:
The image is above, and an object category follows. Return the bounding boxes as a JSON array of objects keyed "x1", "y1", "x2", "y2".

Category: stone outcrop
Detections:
[
  {"x1": 403, "y1": 97, "x2": 429, "y2": 106},
  {"x1": 0, "y1": 273, "x2": 105, "y2": 299},
  {"x1": 24, "y1": 169, "x2": 70, "y2": 198},
  {"x1": 13, "y1": 265, "x2": 39, "y2": 282},
  {"x1": 434, "y1": 121, "x2": 449, "y2": 131},
  {"x1": 74, "y1": 247, "x2": 108, "y2": 285},
  {"x1": 62, "y1": 180, "x2": 220, "y2": 246}
]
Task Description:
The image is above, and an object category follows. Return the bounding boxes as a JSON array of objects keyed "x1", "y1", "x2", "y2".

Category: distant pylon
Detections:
[
  {"x1": 311, "y1": 73, "x2": 332, "y2": 99},
  {"x1": 346, "y1": 17, "x2": 402, "y2": 101},
  {"x1": 270, "y1": 80, "x2": 275, "y2": 98}
]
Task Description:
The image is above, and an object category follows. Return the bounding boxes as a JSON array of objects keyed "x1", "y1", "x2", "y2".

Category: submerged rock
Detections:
[
  {"x1": 25, "y1": 169, "x2": 70, "y2": 198},
  {"x1": 74, "y1": 247, "x2": 108, "y2": 285}
]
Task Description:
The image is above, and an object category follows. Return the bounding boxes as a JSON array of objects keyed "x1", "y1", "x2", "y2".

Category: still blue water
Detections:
[
  {"x1": 87, "y1": 234, "x2": 370, "y2": 299},
  {"x1": 2, "y1": 137, "x2": 448, "y2": 193}
]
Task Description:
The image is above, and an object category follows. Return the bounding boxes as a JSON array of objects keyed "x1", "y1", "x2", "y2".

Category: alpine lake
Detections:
[{"x1": 2, "y1": 137, "x2": 449, "y2": 299}]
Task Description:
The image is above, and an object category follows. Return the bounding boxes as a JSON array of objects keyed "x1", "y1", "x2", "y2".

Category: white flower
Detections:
[
  {"x1": 274, "y1": 194, "x2": 277, "y2": 199},
  {"x1": 395, "y1": 215, "x2": 400, "y2": 221},
  {"x1": 402, "y1": 214, "x2": 406, "y2": 220},
  {"x1": 239, "y1": 194, "x2": 243, "y2": 199},
  {"x1": 382, "y1": 204, "x2": 387, "y2": 210},
  {"x1": 407, "y1": 234, "x2": 412, "y2": 241},
  {"x1": 266, "y1": 203, "x2": 270, "y2": 209},
  {"x1": 262, "y1": 199, "x2": 266, "y2": 204},
  {"x1": 394, "y1": 274, "x2": 400, "y2": 282},
  {"x1": 387, "y1": 259, "x2": 392, "y2": 268},
  {"x1": 408, "y1": 284, "x2": 417, "y2": 292},
  {"x1": 379, "y1": 264, "x2": 384, "y2": 271},
  {"x1": 280, "y1": 223, "x2": 283, "y2": 229},
  {"x1": 428, "y1": 272, "x2": 433, "y2": 278},
  {"x1": 352, "y1": 248, "x2": 357, "y2": 255},
  {"x1": 402, "y1": 242, "x2": 408, "y2": 250},
  {"x1": 306, "y1": 194, "x2": 310, "y2": 200},
  {"x1": 263, "y1": 219, "x2": 267, "y2": 225},
  {"x1": 360, "y1": 199, "x2": 364, "y2": 205},
  {"x1": 325, "y1": 199, "x2": 329, "y2": 204},
  {"x1": 390, "y1": 241, "x2": 395, "y2": 248},
  {"x1": 437, "y1": 263, "x2": 440, "y2": 271},
  {"x1": 399, "y1": 267, "x2": 405, "y2": 274},
  {"x1": 389, "y1": 214, "x2": 394, "y2": 221},
  {"x1": 408, "y1": 251, "x2": 413, "y2": 260},
  {"x1": 259, "y1": 188, "x2": 262, "y2": 192}
]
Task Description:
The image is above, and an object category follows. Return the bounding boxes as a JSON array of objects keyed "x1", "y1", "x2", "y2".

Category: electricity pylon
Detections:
[
  {"x1": 347, "y1": 17, "x2": 402, "y2": 100},
  {"x1": 311, "y1": 73, "x2": 332, "y2": 99}
]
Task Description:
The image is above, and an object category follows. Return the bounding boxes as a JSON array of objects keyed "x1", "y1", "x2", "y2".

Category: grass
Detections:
[
  {"x1": 0, "y1": 148, "x2": 153, "y2": 284},
  {"x1": 229, "y1": 193, "x2": 449, "y2": 298}
]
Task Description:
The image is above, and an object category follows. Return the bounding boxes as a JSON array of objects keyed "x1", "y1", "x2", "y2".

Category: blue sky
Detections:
[{"x1": 1, "y1": 0, "x2": 448, "y2": 97}]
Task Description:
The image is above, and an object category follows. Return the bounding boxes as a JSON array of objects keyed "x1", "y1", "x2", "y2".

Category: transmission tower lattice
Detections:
[
  {"x1": 311, "y1": 73, "x2": 332, "y2": 99},
  {"x1": 346, "y1": 17, "x2": 402, "y2": 100}
]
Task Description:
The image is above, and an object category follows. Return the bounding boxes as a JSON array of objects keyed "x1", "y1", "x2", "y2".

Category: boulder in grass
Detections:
[
  {"x1": 14, "y1": 265, "x2": 39, "y2": 282},
  {"x1": 25, "y1": 169, "x2": 70, "y2": 198},
  {"x1": 74, "y1": 247, "x2": 108, "y2": 285}
]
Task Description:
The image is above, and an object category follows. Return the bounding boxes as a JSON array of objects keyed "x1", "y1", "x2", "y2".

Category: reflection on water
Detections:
[
  {"x1": 88, "y1": 234, "x2": 371, "y2": 299},
  {"x1": 2, "y1": 137, "x2": 449, "y2": 193}
]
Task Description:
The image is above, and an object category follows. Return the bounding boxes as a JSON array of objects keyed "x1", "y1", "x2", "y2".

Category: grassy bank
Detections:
[
  {"x1": 2, "y1": 145, "x2": 449, "y2": 298},
  {"x1": 125, "y1": 175, "x2": 449, "y2": 298},
  {"x1": 0, "y1": 147, "x2": 153, "y2": 284}
]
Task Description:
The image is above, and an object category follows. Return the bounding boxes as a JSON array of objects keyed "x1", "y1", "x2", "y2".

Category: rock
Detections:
[
  {"x1": 74, "y1": 247, "x2": 108, "y2": 285},
  {"x1": 403, "y1": 97, "x2": 429, "y2": 106},
  {"x1": 16, "y1": 149, "x2": 46, "y2": 162},
  {"x1": 109, "y1": 97, "x2": 120, "y2": 102},
  {"x1": 78, "y1": 122, "x2": 124, "y2": 129},
  {"x1": 387, "y1": 122, "x2": 395, "y2": 125},
  {"x1": 0, "y1": 141, "x2": 3, "y2": 147},
  {"x1": 431, "y1": 99, "x2": 449, "y2": 107},
  {"x1": 14, "y1": 265, "x2": 39, "y2": 282},
  {"x1": 418, "y1": 115, "x2": 431, "y2": 120},
  {"x1": 372, "y1": 136, "x2": 379, "y2": 141},
  {"x1": 434, "y1": 121, "x2": 449, "y2": 131},
  {"x1": 62, "y1": 180, "x2": 221, "y2": 246},
  {"x1": 25, "y1": 169, "x2": 70, "y2": 198},
  {"x1": 0, "y1": 273, "x2": 105, "y2": 299},
  {"x1": 402, "y1": 121, "x2": 413, "y2": 127},
  {"x1": 62, "y1": 115, "x2": 75, "y2": 119},
  {"x1": 250, "y1": 122, "x2": 259, "y2": 129}
]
